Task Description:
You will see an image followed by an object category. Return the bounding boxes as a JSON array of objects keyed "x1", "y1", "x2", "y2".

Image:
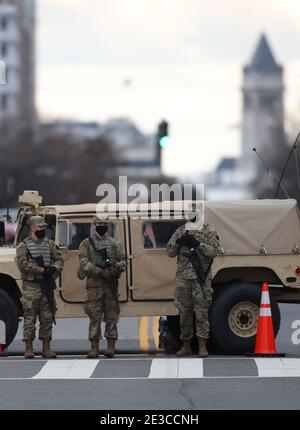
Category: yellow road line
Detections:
[
  {"x1": 139, "y1": 316, "x2": 149, "y2": 352},
  {"x1": 152, "y1": 316, "x2": 160, "y2": 350}
]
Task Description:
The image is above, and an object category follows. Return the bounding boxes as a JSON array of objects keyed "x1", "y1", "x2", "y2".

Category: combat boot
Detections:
[
  {"x1": 104, "y1": 338, "x2": 115, "y2": 358},
  {"x1": 42, "y1": 340, "x2": 57, "y2": 359},
  {"x1": 176, "y1": 340, "x2": 192, "y2": 357},
  {"x1": 198, "y1": 338, "x2": 209, "y2": 358},
  {"x1": 87, "y1": 340, "x2": 99, "y2": 359},
  {"x1": 24, "y1": 341, "x2": 35, "y2": 359}
]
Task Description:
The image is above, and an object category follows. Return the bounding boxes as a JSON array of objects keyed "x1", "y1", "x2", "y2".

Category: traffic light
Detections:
[{"x1": 157, "y1": 120, "x2": 171, "y2": 149}]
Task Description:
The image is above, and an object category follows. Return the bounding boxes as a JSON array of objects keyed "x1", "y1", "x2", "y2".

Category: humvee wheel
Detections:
[
  {"x1": 228, "y1": 301, "x2": 259, "y2": 338},
  {"x1": 210, "y1": 282, "x2": 281, "y2": 354},
  {"x1": 0, "y1": 289, "x2": 19, "y2": 348}
]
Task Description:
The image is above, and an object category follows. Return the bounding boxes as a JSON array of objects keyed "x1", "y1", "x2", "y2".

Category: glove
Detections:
[{"x1": 43, "y1": 266, "x2": 57, "y2": 278}]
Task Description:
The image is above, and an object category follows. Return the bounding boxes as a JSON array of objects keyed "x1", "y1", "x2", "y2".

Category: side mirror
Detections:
[
  {"x1": 0, "y1": 221, "x2": 5, "y2": 246},
  {"x1": 58, "y1": 220, "x2": 72, "y2": 248}
]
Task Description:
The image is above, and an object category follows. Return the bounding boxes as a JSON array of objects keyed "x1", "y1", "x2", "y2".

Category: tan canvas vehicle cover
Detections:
[
  {"x1": 53, "y1": 199, "x2": 300, "y2": 256},
  {"x1": 204, "y1": 199, "x2": 300, "y2": 255}
]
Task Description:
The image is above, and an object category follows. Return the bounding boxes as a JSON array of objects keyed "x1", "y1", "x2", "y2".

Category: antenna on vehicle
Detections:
[
  {"x1": 252, "y1": 148, "x2": 289, "y2": 199},
  {"x1": 274, "y1": 131, "x2": 300, "y2": 198}
]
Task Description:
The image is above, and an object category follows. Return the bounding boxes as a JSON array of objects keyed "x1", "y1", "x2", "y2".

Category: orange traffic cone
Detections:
[{"x1": 247, "y1": 282, "x2": 285, "y2": 357}]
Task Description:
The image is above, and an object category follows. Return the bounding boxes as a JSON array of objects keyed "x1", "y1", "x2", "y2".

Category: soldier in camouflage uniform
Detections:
[
  {"x1": 15, "y1": 216, "x2": 64, "y2": 359},
  {"x1": 78, "y1": 216, "x2": 126, "y2": 358},
  {"x1": 167, "y1": 211, "x2": 220, "y2": 357}
]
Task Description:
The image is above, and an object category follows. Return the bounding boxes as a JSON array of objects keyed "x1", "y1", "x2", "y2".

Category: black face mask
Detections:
[
  {"x1": 35, "y1": 229, "x2": 46, "y2": 239},
  {"x1": 96, "y1": 226, "x2": 108, "y2": 236}
]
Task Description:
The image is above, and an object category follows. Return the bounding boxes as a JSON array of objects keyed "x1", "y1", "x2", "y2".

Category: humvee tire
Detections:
[
  {"x1": 0, "y1": 289, "x2": 19, "y2": 348},
  {"x1": 210, "y1": 282, "x2": 281, "y2": 354}
]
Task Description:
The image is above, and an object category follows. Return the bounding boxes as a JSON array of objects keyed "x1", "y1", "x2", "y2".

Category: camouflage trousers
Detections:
[
  {"x1": 21, "y1": 282, "x2": 56, "y2": 342},
  {"x1": 84, "y1": 284, "x2": 120, "y2": 341},
  {"x1": 174, "y1": 278, "x2": 213, "y2": 340}
]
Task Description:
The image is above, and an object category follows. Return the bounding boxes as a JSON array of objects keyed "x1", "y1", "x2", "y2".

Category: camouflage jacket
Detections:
[
  {"x1": 78, "y1": 234, "x2": 126, "y2": 285},
  {"x1": 15, "y1": 237, "x2": 64, "y2": 282},
  {"x1": 167, "y1": 223, "x2": 220, "y2": 281}
]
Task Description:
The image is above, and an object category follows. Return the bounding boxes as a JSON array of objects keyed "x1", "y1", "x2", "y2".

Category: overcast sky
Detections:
[{"x1": 37, "y1": 0, "x2": 300, "y2": 177}]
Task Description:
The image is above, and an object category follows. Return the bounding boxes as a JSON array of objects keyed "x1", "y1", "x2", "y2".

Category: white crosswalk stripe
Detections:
[
  {"x1": 177, "y1": 358, "x2": 204, "y2": 379},
  {"x1": 32, "y1": 359, "x2": 99, "y2": 379},
  {"x1": 255, "y1": 358, "x2": 300, "y2": 377},
  {"x1": 149, "y1": 358, "x2": 203, "y2": 379},
  {"x1": 149, "y1": 358, "x2": 179, "y2": 378}
]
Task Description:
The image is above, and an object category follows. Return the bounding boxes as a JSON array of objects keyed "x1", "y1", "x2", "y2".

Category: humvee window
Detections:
[
  {"x1": 69, "y1": 223, "x2": 91, "y2": 250},
  {"x1": 108, "y1": 223, "x2": 117, "y2": 239},
  {"x1": 68, "y1": 222, "x2": 118, "y2": 250},
  {"x1": 0, "y1": 221, "x2": 4, "y2": 246},
  {"x1": 142, "y1": 220, "x2": 185, "y2": 248},
  {"x1": 17, "y1": 215, "x2": 31, "y2": 243},
  {"x1": 45, "y1": 215, "x2": 56, "y2": 240}
]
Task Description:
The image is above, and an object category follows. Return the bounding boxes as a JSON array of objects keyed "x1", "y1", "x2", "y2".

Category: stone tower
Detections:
[{"x1": 241, "y1": 34, "x2": 284, "y2": 178}]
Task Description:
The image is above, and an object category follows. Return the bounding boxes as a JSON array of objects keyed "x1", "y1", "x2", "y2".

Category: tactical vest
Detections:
[
  {"x1": 77, "y1": 235, "x2": 119, "y2": 280},
  {"x1": 22, "y1": 237, "x2": 52, "y2": 281},
  {"x1": 89, "y1": 236, "x2": 118, "y2": 267}
]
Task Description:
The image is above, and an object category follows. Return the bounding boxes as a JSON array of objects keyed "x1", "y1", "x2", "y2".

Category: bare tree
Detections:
[
  {"x1": 254, "y1": 125, "x2": 300, "y2": 203},
  {"x1": 0, "y1": 132, "x2": 119, "y2": 206}
]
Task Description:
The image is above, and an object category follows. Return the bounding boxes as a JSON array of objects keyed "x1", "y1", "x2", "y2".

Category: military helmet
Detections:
[
  {"x1": 29, "y1": 215, "x2": 47, "y2": 228},
  {"x1": 92, "y1": 215, "x2": 109, "y2": 225}
]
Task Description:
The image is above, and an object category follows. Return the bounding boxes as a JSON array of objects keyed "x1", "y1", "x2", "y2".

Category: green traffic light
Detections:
[{"x1": 159, "y1": 136, "x2": 172, "y2": 149}]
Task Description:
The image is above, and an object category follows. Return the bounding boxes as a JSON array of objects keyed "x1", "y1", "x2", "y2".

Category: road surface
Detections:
[{"x1": 0, "y1": 303, "x2": 300, "y2": 410}]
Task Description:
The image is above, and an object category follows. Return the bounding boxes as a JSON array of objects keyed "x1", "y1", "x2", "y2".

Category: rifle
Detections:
[
  {"x1": 32, "y1": 255, "x2": 57, "y2": 325},
  {"x1": 97, "y1": 248, "x2": 119, "y2": 301},
  {"x1": 94, "y1": 247, "x2": 112, "y2": 270},
  {"x1": 23, "y1": 242, "x2": 57, "y2": 323},
  {"x1": 111, "y1": 280, "x2": 119, "y2": 302},
  {"x1": 176, "y1": 234, "x2": 213, "y2": 299},
  {"x1": 89, "y1": 239, "x2": 120, "y2": 301}
]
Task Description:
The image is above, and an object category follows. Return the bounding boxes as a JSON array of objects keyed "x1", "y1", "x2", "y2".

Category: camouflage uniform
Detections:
[
  {"x1": 79, "y1": 232, "x2": 126, "y2": 342},
  {"x1": 167, "y1": 223, "x2": 220, "y2": 341},
  {"x1": 15, "y1": 235, "x2": 64, "y2": 342}
]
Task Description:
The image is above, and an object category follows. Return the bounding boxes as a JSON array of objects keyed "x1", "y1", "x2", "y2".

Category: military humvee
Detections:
[{"x1": 0, "y1": 190, "x2": 300, "y2": 354}]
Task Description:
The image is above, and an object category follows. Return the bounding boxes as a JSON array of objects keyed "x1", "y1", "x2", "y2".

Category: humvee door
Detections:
[{"x1": 129, "y1": 218, "x2": 184, "y2": 300}]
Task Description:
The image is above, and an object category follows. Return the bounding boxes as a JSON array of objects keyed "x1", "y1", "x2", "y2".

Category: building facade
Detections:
[{"x1": 0, "y1": 0, "x2": 35, "y2": 142}]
